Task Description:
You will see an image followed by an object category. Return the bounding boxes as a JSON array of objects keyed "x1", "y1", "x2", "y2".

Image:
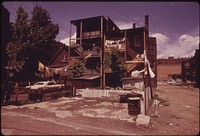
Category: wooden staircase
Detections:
[
  {"x1": 75, "y1": 46, "x2": 83, "y2": 56},
  {"x1": 126, "y1": 58, "x2": 144, "y2": 72},
  {"x1": 126, "y1": 46, "x2": 144, "y2": 72},
  {"x1": 126, "y1": 46, "x2": 138, "y2": 59}
]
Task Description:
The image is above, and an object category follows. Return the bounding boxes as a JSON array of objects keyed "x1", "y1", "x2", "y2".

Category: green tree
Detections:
[
  {"x1": 30, "y1": 6, "x2": 59, "y2": 45},
  {"x1": 3, "y1": 6, "x2": 59, "y2": 104},
  {"x1": 105, "y1": 47, "x2": 126, "y2": 87},
  {"x1": 6, "y1": 6, "x2": 59, "y2": 78},
  {"x1": 109, "y1": 47, "x2": 126, "y2": 78},
  {"x1": 104, "y1": 53, "x2": 111, "y2": 70},
  {"x1": 69, "y1": 61, "x2": 86, "y2": 79},
  {"x1": 6, "y1": 6, "x2": 30, "y2": 72}
]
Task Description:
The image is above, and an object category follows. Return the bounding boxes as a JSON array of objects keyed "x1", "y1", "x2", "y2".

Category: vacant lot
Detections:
[
  {"x1": 148, "y1": 84, "x2": 199, "y2": 135},
  {"x1": 1, "y1": 84, "x2": 199, "y2": 135}
]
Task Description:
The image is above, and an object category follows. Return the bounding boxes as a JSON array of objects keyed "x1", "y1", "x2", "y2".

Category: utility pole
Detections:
[
  {"x1": 100, "y1": 16, "x2": 105, "y2": 89},
  {"x1": 143, "y1": 15, "x2": 149, "y2": 115},
  {"x1": 68, "y1": 22, "x2": 72, "y2": 85}
]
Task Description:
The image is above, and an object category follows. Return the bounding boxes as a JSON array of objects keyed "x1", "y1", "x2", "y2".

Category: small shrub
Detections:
[{"x1": 153, "y1": 93, "x2": 170, "y2": 106}]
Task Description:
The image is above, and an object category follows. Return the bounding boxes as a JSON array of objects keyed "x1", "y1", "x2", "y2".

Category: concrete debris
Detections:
[
  {"x1": 1, "y1": 129, "x2": 12, "y2": 135},
  {"x1": 95, "y1": 102, "x2": 114, "y2": 106},
  {"x1": 185, "y1": 105, "x2": 191, "y2": 108},
  {"x1": 55, "y1": 110, "x2": 73, "y2": 118},
  {"x1": 127, "y1": 117, "x2": 136, "y2": 123},
  {"x1": 136, "y1": 114, "x2": 150, "y2": 127},
  {"x1": 3, "y1": 105, "x2": 18, "y2": 109},
  {"x1": 20, "y1": 102, "x2": 49, "y2": 109},
  {"x1": 169, "y1": 123, "x2": 173, "y2": 126}
]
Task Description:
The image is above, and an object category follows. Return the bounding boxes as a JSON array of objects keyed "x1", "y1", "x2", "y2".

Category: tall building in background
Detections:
[
  {"x1": 182, "y1": 49, "x2": 199, "y2": 88},
  {"x1": 157, "y1": 57, "x2": 190, "y2": 81}
]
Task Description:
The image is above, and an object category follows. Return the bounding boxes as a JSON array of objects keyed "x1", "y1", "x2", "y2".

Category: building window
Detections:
[{"x1": 135, "y1": 36, "x2": 140, "y2": 46}]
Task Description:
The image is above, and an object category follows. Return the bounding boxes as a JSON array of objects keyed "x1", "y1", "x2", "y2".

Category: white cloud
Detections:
[
  {"x1": 118, "y1": 23, "x2": 132, "y2": 29},
  {"x1": 115, "y1": 21, "x2": 132, "y2": 29},
  {"x1": 151, "y1": 33, "x2": 170, "y2": 58},
  {"x1": 151, "y1": 33, "x2": 199, "y2": 58},
  {"x1": 151, "y1": 33, "x2": 169, "y2": 46},
  {"x1": 60, "y1": 33, "x2": 76, "y2": 46},
  {"x1": 179, "y1": 34, "x2": 199, "y2": 48},
  {"x1": 116, "y1": 18, "x2": 144, "y2": 30}
]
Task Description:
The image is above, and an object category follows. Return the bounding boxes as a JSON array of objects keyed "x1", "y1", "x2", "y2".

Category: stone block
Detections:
[{"x1": 136, "y1": 114, "x2": 150, "y2": 127}]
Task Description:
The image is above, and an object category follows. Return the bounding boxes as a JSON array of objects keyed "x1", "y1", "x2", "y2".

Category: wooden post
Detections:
[
  {"x1": 15, "y1": 82, "x2": 19, "y2": 103},
  {"x1": 143, "y1": 15, "x2": 151, "y2": 114},
  {"x1": 143, "y1": 72, "x2": 147, "y2": 115},
  {"x1": 43, "y1": 90, "x2": 46, "y2": 101},
  {"x1": 147, "y1": 63, "x2": 153, "y2": 99}
]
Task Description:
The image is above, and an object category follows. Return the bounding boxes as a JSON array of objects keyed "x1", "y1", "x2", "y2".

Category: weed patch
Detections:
[{"x1": 153, "y1": 93, "x2": 170, "y2": 106}]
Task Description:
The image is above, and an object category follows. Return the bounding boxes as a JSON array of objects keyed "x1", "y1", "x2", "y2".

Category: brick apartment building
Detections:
[
  {"x1": 157, "y1": 56, "x2": 191, "y2": 81},
  {"x1": 158, "y1": 49, "x2": 199, "y2": 88}
]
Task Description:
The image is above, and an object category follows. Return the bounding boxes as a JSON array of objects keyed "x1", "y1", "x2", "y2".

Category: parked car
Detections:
[
  {"x1": 26, "y1": 80, "x2": 65, "y2": 102},
  {"x1": 167, "y1": 79, "x2": 176, "y2": 85},
  {"x1": 174, "y1": 80, "x2": 183, "y2": 86},
  {"x1": 167, "y1": 79, "x2": 189, "y2": 86},
  {"x1": 26, "y1": 80, "x2": 65, "y2": 92},
  {"x1": 174, "y1": 81, "x2": 189, "y2": 86}
]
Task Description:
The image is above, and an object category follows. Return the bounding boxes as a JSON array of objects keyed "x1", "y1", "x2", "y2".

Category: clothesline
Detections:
[{"x1": 38, "y1": 61, "x2": 69, "y2": 77}]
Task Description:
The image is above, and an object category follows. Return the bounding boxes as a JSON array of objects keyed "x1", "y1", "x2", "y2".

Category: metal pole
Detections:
[{"x1": 68, "y1": 22, "x2": 72, "y2": 84}]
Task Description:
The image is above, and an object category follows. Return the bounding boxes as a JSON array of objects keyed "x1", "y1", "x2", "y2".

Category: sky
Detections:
[{"x1": 2, "y1": 1, "x2": 199, "y2": 58}]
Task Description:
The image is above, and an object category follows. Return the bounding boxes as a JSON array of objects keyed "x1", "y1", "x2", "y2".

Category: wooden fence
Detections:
[{"x1": 7, "y1": 84, "x2": 73, "y2": 105}]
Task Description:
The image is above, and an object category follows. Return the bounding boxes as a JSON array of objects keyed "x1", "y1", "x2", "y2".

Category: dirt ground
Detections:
[
  {"x1": 147, "y1": 84, "x2": 199, "y2": 135},
  {"x1": 1, "y1": 84, "x2": 199, "y2": 135}
]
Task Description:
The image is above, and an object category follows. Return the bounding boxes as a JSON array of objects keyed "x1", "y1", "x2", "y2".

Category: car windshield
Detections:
[{"x1": 35, "y1": 82, "x2": 45, "y2": 85}]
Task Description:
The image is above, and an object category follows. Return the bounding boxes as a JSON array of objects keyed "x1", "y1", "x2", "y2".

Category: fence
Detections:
[
  {"x1": 1, "y1": 81, "x2": 73, "y2": 105},
  {"x1": 77, "y1": 87, "x2": 152, "y2": 115},
  {"x1": 77, "y1": 89, "x2": 132, "y2": 98},
  {"x1": 8, "y1": 87, "x2": 73, "y2": 105}
]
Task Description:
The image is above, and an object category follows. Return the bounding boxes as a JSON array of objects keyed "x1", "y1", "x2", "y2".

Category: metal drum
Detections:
[{"x1": 127, "y1": 96, "x2": 141, "y2": 115}]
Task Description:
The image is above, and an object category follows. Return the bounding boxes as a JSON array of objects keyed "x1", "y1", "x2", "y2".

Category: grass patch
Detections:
[{"x1": 153, "y1": 93, "x2": 170, "y2": 106}]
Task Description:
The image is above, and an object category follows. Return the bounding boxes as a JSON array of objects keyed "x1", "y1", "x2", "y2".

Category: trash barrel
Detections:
[
  {"x1": 127, "y1": 97, "x2": 141, "y2": 115},
  {"x1": 127, "y1": 92, "x2": 142, "y2": 115},
  {"x1": 127, "y1": 92, "x2": 142, "y2": 98}
]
